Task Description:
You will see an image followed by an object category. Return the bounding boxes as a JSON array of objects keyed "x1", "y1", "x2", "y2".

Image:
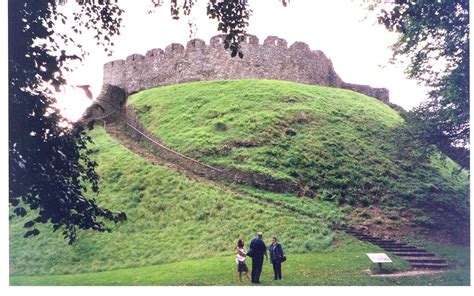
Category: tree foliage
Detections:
[
  {"x1": 9, "y1": 0, "x2": 264, "y2": 243},
  {"x1": 378, "y1": 0, "x2": 469, "y2": 169},
  {"x1": 9, "y1": 0, "x2": 127, "y2": 244}
]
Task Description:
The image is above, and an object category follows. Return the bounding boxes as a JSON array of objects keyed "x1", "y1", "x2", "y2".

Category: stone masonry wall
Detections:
[{"x1": 103, "y1": 34, "x2": 390, "y2": 103}]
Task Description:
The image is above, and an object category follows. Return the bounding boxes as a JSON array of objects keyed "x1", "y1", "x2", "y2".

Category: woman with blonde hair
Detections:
[{"x1": 235, "y1": 238, "x2": 251, "y2": 284}]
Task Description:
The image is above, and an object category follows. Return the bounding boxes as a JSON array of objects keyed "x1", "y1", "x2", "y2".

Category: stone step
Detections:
[
  {"x1": 361, "y1": 240, "x2": 384, "y2": 244},
  {"x1": 377, "y1": 245, "x2": 408, "y2": 249},
  {"x1": 375, "y1": 243, "x2": 407, "y2": 247},
  {"x1": 377, "y1": 244, "x2": 421, "y2": 249},
  {"x1": 384, "y1": 249, "x2": 426, "y2": 253},
  {"x1": 358, "y1": 234, "x2": 383, "y2": 240},
  {"x1": 350, "y1": 234, "x2": 369, "y2": 238},
  {"x1": 345, "y1": 228, "x2": 360, "y2": 231},
  {"x1": 382, "y1": 246, "x2": 423, "y2": 250},
  {"x1": 346, "y1": 229, "x2": 365, "y2": 233},
  {"x1": 375, "y1": 237, "x2": 399, "y2": 244},
  {"x1": 404, "y1": 257, "x2": 448, "y2": 264},
  {"x1": 411, "y1": 262, "x2": 449, "y2": 269},
  {"x1": 367, "y1": 238, "x2": 398, "y2": 245},
  {"x1": 347, "y1": 232, "x2": 366, "y2": 236},
  {"x1": 354, "y1": 235, "x2": 373, "y2": 239},
  {"x1": 351, "y1": 235, "x2": 404, "y2": 246},
  {"x1": 392, "y1": 251, "x2": 435, "y2": 257},
  {"x1": 359, "y1": 238, "x2": 383, "y2": 242}
]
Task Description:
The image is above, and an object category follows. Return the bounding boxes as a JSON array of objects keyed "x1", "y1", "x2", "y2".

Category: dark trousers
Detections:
[
  {"x1": 251, "y1": 256, "x2": 264, "y2": 283},
  {"x1": 272, "y1": 262, "x2": 282, "y2": 280}
]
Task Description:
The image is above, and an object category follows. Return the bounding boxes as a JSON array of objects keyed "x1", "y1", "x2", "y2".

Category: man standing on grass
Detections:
[{"x1": 249, "y1": 231, "x2": 267, "y2": 284}]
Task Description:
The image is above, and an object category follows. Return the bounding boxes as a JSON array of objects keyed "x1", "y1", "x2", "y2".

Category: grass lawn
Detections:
[{"x1": 10, "y1": 233, "x2": 469, "y2": 286}]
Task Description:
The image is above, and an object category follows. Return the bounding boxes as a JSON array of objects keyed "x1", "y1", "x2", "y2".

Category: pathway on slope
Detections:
[
  {"x1": 120, "y1": 110, "x2": 302, "y2": 194},
  {"x1": 105, "y1": 122, "x2": 322, "y2": 221}
]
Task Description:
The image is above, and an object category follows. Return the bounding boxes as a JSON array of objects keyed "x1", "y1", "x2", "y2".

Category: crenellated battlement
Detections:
[{"x1": 103, "y1": 34, "x2": 389, "y2": 102}]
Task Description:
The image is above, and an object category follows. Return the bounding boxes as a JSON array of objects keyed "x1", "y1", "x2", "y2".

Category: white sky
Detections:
[{"x1": 55, "y1": 0, "x2": 428, "y2": 121}]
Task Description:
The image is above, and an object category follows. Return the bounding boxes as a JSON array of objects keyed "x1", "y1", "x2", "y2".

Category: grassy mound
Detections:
[
  {"x1": 128, "y1": 80, "x2": 469, "y2": 233},
  {"x1": 9, "y1": 80, "x2": 470, "y2": 284},
  {"x1": 9, "y1": 127, "x2": 340, "y2": 276}
]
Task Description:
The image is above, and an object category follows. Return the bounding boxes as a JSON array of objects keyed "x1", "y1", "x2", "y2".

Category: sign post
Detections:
[{"x1": 366, "y1": 253, "x2": 392, "y2": 273}]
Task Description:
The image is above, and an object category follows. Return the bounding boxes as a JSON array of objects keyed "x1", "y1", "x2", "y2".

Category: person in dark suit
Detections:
[
  {"x1": 269, "y1": 235, "x2": 284, "y2": 280},
  {"x1": 249, "y1": 231, "x2": 267, "y2": 284}
]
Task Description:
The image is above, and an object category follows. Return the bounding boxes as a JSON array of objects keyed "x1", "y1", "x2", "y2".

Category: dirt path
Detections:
[{"x1": 368, "y1": 269, "x2": 450, "y2": 277}]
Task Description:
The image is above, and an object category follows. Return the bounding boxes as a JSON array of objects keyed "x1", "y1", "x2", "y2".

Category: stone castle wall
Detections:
[{"x1": 103, "y1": 34, "x2": 389, "y2": 102}]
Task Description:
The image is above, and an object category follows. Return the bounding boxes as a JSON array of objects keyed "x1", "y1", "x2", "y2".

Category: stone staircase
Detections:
[{"x1": 335, "y1": 225, "x2": 449, "y2": 269}]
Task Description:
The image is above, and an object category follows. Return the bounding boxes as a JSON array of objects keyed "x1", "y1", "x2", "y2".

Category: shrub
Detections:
[
  {"x1": 386, "y1": 213, "x2": 400, "y2": 220},
  {"x1": 304, "y1": 238, "x2": 320, "y2": 251},
  {"x1": 359, "y1": 196, "x2": 370, "y2": 207},
  {"x1": 196, "y1": 211, "x2": 210, "y2": 221},
  {"x1": 374, "y1": 217, "x2": 383, "y2": 224},
  {"x1": 412, "y1": 216, "x2": 434, "y2": 226},
  {"x1": 214, "y1": 121, "x2": 228, "y2": 131},
  {"x1": 285, "y1": 129, "x2": 297, "y2": 136}
]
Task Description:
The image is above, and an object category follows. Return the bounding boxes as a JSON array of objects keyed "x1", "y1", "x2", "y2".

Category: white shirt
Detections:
[{"x1": 235, "y1": 247, "x2": 246, "y2": 264}]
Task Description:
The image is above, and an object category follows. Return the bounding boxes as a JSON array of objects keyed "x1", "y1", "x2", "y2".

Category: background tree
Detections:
[
  {"x1": 9, "y1": 0, "x2": 263, "y2": 243},
  {"x1": 378, "y1": 0, "x2": 469, "y2": 169}
]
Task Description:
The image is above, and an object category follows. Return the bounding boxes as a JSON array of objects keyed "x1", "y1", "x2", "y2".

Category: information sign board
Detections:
[{"x1": 366, "y1": 253, "x2": 392, "y2": 263}]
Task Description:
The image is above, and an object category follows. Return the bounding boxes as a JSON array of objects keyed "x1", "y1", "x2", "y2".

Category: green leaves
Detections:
[
  {"x1": 9, "y1": 0, "x2": 126, "y2": 244},
  {"x1": 378, "y1": 0, "x2": 469, "y2": 169},
  {"x1": 206, "y1": 0, "x2": 250, "y2": 59},
  {"x1": 14, "y1": 207, "x2": 27, "y2": 217},
  {"x1": 24, "y1": 229, "x2": 40, "y2": 238},
  {"x1": 24, "y1": 221, "x2": 35, "y2": 228}
]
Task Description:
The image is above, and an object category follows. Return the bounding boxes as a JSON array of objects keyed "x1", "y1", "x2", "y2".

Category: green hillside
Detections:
[
  {"x1": 9, "y1": 126, "x2": 340, "y2": 276},
  {"x1": 10, "y1": 79, "x2": 470, "y2": 285},
  {"x1": 128, "y1": 80, "x2": 469, "y2": 236}
]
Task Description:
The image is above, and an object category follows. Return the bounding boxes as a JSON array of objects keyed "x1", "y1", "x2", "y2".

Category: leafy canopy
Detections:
[{"x1": 378, "y1": 0, "x2": 469, "y2": 169}]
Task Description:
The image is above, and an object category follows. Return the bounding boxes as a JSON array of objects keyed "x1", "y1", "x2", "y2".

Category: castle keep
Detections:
[
  {"x1": 90, "y1": 35, "x2": 390, "y2": 195},
  {"x1": 103, "y1": 34, "x2": 389, "y2": 102}
]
